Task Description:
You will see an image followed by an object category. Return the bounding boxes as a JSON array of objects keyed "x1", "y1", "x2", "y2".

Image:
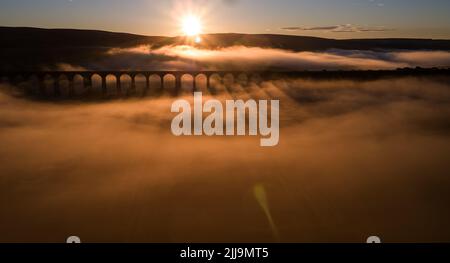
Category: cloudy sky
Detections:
[{"x1": 1, "y1": 0, "x2": 450, "y2": 39}]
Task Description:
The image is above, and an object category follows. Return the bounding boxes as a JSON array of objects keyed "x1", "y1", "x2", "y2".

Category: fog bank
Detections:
[{"x1": 1, "y1": 76, "x2": 450, "y2": 242}]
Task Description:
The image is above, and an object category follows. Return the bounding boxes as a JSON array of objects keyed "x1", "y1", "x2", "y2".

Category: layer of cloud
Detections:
[
  {"x1": 90, "y1": 45, "x2": 450, "y2": 71},
  {"x1": 1, "y1": 75, "x2": 450, "y2": 242}
]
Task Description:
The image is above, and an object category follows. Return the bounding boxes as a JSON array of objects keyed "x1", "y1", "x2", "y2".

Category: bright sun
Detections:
[{"x1": 182, "y1": 15, "x2": 202, "y2": 37}]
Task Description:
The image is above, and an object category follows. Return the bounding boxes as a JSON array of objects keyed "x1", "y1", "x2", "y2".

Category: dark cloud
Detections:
[
  {"x1": 281, "y1": 26, "x2": 339, "y2": 31},
  {"x1": 281, "y1": 24, "x2": 394, "y2": 33}
]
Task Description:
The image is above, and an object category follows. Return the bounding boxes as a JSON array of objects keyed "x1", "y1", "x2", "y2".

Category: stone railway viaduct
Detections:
[{"x1": 1, "y1": 69, "x2": 449, "y2": 98}]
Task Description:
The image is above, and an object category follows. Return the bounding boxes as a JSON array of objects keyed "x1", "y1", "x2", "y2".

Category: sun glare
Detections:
[{"x1": 182, "y1": 15, "x2": 202, "y2": 36}]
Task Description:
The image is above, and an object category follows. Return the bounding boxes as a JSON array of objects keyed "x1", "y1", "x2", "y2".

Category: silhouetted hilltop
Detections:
[
  {"x1": 168, "y1": 33, "x2": 450, "y2": 51},
  {"x1": 0, "y1": 27, "x2": 164, "y2": 48},
  {"x1": 1, "y1": 27, "x2": 450, "y2": 51}
]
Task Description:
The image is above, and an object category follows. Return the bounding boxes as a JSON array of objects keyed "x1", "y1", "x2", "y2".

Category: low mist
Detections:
[
  {"x1": 79, "y1": 45, "x2": 450, "y2": 71},
  {"x1": 1, "y1": 75, "x2": 449, "y2": 242}
]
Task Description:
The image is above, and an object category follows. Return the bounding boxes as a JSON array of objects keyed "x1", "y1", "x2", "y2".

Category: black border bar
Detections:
[{"x1": 1, "y1": 244, "x2": 449, "y2": 261}]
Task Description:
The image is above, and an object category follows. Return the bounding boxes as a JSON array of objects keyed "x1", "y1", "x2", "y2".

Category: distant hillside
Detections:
[
  {"x1": 168, "y1": 33, "x2": 450, "y2": 51},
  {"x1": 0, "y1": 27, "x2": 164, "y2": 48},
  {"x1": 1, "y1": 27, "x2": 450, "y2": 51}
]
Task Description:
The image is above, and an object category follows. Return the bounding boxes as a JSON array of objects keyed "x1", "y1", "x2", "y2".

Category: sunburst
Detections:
[{"x1": 181, "y1": 15, "x2": 202, "y2": 37}]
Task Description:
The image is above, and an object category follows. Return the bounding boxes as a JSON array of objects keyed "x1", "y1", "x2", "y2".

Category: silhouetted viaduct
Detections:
[
  {"x1": 2, "y1": 71, "x2": 270, "y2": 97},
  {"x1": 1, "y1": 69, "x2": 449, "y2": 98}
]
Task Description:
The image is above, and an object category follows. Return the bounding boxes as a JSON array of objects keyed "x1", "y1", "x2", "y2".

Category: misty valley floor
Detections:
[{"x1": 0, "y1": 76, "x2": 450, "y2": 242}]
